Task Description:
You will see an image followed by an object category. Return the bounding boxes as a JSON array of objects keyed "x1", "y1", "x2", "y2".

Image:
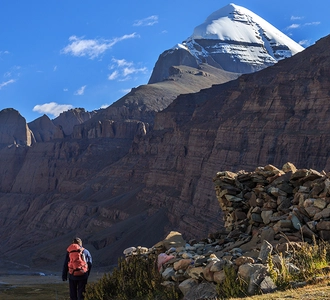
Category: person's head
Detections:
[{"x1": 73, "y1": 237, "x2": 82, "y2": 246}]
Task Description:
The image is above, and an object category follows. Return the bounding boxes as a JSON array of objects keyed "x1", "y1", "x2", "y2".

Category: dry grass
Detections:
[
  {"x1": 2, "y1": 282, "x2": 330, "y2": 300},
  {"x1": 0, "y1": 283, "x2": 69, "y2": 300},
  {"x1": 0, "y1": 273, "x2": 104, "y2": 300},
  {"x1": 2, "y1": 281, "x2": 330, "y2": 300},
  {"x1": 1, "y1": 270, "x2": 330, "y2": 299},
  {"x1": 230, "y1": 282, "x2": 330, "y2": 300}
]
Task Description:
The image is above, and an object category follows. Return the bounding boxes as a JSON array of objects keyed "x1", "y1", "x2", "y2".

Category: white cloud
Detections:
[
  {"x1": 3, "y1": 66, "x2": 21, "y2": 78},
  {"x1": 286, "y1": 23, "x2": 300, "y2": 30},
  {"x1": 0, "y1": 50, "x2": 10, "y2": 57},
  {"x1": 0, "y1": 79, "x2": 15, "y2": 89},
  {"x1": 123, "y1": 66, "x2": 147, "y2": 77},
  {"x1": 53, "y1": 66, "x2": 57, "y2": 71},
  {"x1": 291, "y1": 16, "x2": 304, "y2": 20},
  {"x1": 299, "y1": 40, "x2": 310, "y2": 46},
  {"x1": 133, "y1": 15, "x2": 158, "y2": 27},
  {"x1": 108, "y1": 58, "x2": 147, "y2": 81},
  {"x1": 33, "y1": 102, "x2": 73, "y2": 117},
  {"x1": 63, "y1": 88, "x2": 68, "y2": 92},
  {"x1": 286, "y1": 21, "x2": 320, "y2": 31},
  {"x1": 74, "y1": 85, "x2": 86, "y2": 96},
  {"x1": 100, "y1": 104, "x2": 109, "y2": 109},
  {"x1": 112, "y1": 58, "x2": 133, "y2": 67},
  {"x1": 108, "y1": 70, "x2": 119, "y2": 80},
  {"x1": 61, "y1": 33, "x2": 138, "y2": 59},
  {"x1": 304, "y1": 21, "x2": 320, "y2": 26}
]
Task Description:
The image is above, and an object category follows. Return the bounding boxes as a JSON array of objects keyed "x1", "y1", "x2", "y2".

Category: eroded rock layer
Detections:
[{"x1": 0, "y1": 35, "x2": 329, "y2": 271}]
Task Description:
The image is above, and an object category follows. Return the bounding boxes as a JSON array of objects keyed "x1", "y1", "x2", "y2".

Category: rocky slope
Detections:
[
  {"x1": 0, "y1": 34, "x2": 328, "y2": 273},
  {"x1": 0, "y1": 64, "x2": 238, "y2": 271},
  {"x1": 124, "y1": 162, "x2": 330, "y2": 298},
  {"x1": 71, "y1": 64, "x2": 238, "y2": 139},
  {"x1": 52, "y1": 108, "x2": 97, "y2": 136},
  {"x1": 0, "y1": 108, "x2": 35, "y2": 147},
  {"x1": 128, "y1": 33, "x2": 330, "y2": 260}
]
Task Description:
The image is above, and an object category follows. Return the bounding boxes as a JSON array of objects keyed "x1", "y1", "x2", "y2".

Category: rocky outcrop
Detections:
[
  {"x1": 0, "y1": 108, "x2": 35, "y2": 148},
  {"x1": 52, "y1": 108, "x2": 97, "y2": 136},
  {"x1": 71, "y1": 119, "x2": 148, "y2": 139},
  {"x1": 213, "y1": 162, "x2": 330, "y2": 243},
  {"x1": 148, "y1": 48, "x2": 199, "y2": 84},
  {"x1": 28, "y1": 114, "x2": 64, "y2": 142},
  {"x1": 0, "y1": 145, "x2": 28, "y2": 192},
  {"x1": 124, "y1": 162, "x2": 330, "y2": 298},
  {"x1": 133, "y1": 35, "x2": 330, "y2": 242},
  {"x1": 124, "y1": 231, "x2": 274, "y2": 298}
]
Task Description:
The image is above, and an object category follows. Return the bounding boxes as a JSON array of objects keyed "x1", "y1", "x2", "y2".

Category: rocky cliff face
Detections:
[
  {"x1": 0, "y1": 32, "x2": 329, "y2": 272},
  {"x1": 61, "y1": 64, "x2": 239, "y2": 140},
  {"x1": 0, "y1": 108, "x2": 35, "y2": 147},
  {"x1": 28, "y1": 114, "x2": 64, "y2": 142},
  {"x1": 135, "y1": 35, "x2": 330, "y2": 242},
  {"x1": 52, "y1": 108, "x2": 97, "y2": 136},
  {"x1": 0, "y1": 63, "x2": 238, "y2": 271}
]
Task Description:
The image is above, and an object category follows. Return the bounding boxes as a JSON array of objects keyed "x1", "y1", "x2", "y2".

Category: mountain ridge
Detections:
[{"x1": 1, "y1": 6, "x2": 328, "y2": 273}]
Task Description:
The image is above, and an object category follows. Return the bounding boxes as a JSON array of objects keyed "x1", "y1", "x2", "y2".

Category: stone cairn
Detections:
[{"x1": 123, "y1": 162, "x2": 330, "y2": 299}]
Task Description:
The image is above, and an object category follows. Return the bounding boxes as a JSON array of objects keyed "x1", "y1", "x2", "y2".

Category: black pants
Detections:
[{"x1": 69, "y1": 278, "x2": 88, "y2": 300}]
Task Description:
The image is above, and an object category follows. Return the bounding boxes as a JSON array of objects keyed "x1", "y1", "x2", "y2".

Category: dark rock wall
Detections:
[
  {"x1": 133, "y1": 35, "x2": 330, "y2": 240},
  {"x1": 148, "y1": 48, "x2": 199, "y2": 84},
  {"x1": 52, "y1": 108, "x2": 97, "y2": 136},
  {"x1": 0, "y1": 108, "x2": 34, "y2": 147},
  {"x1": 0, "y1": 35, "x2": 329, "y2": 270},
  {"x1": 28, "y1": 114, "x2": 64, "y2": 142}
]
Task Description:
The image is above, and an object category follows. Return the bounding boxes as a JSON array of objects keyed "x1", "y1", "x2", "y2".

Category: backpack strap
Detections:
[{"x1": 69, "y1": 249, "x2": 82, "y2": 253}]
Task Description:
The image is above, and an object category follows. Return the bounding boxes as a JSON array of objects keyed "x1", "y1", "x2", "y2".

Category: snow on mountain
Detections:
[
  {"x1": 186, "y1": 3, "x2": 304, "y2": 63},
  {"x1": 149, "y1": 3, "x2": 305, "y2": 83}
]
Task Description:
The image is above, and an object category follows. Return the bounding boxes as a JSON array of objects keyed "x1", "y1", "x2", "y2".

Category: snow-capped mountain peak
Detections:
[
  {"x1": 149, "y1": 3, "x2": 305, "y2": 83},
  {"x1": 189, "y1": 3, "x2": 303, "y2": 58}
]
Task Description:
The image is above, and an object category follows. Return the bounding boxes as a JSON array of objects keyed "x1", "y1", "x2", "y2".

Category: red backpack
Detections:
[{"x1": 67, "y1": 244, "x2": 88, "y2": 276}]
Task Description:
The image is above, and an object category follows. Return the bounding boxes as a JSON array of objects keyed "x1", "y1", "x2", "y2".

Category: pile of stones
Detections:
[
  {"x1": 123, "y1": 163, "x2": 330, "y2": 300},
  {"x1": 214, "y1": 162, "x2": 330, "y2": 242}
]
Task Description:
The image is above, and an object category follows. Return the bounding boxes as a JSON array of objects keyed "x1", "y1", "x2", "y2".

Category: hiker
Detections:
[{"x1": 62, "y1": 237, "x2": 92, "y2": 300}]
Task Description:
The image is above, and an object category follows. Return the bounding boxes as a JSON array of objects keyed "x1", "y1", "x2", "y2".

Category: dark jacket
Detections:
[{"x1": 62, "y1": 247, "x2": 92, "y2": 281}]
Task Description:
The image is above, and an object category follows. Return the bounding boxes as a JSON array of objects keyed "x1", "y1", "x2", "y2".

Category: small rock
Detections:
[
  {"x1": 260, "y1": 276, "x2": 277, "y2": 293},
  {"x1": 258, "y1": 240, "x2": 273, "y2": 264},
  {"x1": 178, "y1": 278, "x2": 199, "y2": 296}
]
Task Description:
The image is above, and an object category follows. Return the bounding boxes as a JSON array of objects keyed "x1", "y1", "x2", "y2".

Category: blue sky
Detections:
[{"x1": 0, "y1": 0, "x2": 328, "y2": 122}]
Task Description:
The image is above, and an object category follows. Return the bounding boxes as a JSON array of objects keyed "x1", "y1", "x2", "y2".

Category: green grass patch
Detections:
[
  {"x1": 0, "y1": 283, "x2": 69, "y2": 300},
  {"x1": 84, "y1": 253, "x2": 180, "y2": 300}
]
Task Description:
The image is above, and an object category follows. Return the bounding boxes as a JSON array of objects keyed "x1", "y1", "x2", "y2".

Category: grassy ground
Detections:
[
  {"x1": 230, "y1": 282, "x2": 330, "y2": 300},
  {"x1": 0, "y1": 283, "x2": 69, "y2": 300},
  {"x1": 0, "y1": 272, "x2": 104, "y2": 300},
  {"x1": 1, "y1": 272, "x2": 330, "y2": 300},
  {"x1": 2, "y1": 281, "x2": 330, "y2": 299}
]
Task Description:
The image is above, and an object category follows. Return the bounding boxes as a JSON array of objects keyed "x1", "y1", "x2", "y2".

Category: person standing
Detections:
[{"x1": 62, "y1": 237, "x2": 92, "y2": 300}]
